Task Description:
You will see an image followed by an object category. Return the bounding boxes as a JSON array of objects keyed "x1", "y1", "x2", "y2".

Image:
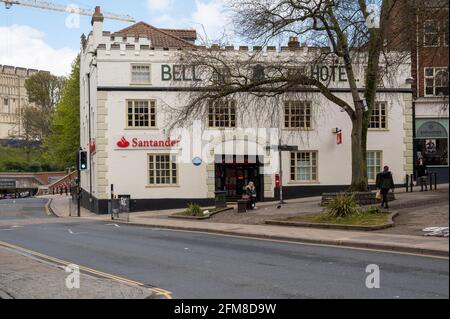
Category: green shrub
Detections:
[
  {"x1": 326, "y1": 194, "x2": 359, "y2": 218},
  {"x1": 186, "y1": 203, "x2": 203, "y2": 216},
  {"x1": 366, "y1": 206, "x2": 382, "y2": 214}
]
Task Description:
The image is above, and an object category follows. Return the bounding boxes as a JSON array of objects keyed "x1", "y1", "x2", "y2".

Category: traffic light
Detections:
[{"x1": 79, "y1": 151, "x2": 88, "y2": 170}]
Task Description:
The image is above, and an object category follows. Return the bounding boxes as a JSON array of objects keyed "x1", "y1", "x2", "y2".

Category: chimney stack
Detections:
[
  {"x1": 91, "y1": 6, "x2": 104, "y2": 47},
  {"x1": 288, "y1": 36, "x2": 300, "y2": 49},
  {"x1": 91, "y1": 6, "x2": 104, "y2": 25}
]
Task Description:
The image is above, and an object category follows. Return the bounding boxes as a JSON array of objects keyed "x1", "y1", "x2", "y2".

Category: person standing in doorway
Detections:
[
  {"x1": 416, "y1": 158, "x2": 428, "y2": 191},
  {"x1": 245, "y1": 181, "x2": 257, "y2": 210},
  {"x1": 376, "y1": 166, "x2": 395, "y2": 209}
]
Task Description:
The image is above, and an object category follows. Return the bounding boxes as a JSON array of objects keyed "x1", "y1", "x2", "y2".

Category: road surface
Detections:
[{"x1": 0, "y1": 198, "x2": 448, "y2": 299}]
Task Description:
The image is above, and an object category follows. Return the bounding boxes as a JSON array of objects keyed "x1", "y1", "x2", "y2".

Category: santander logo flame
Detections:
[{"x1": 117, "y1": 136, "x2": 130, "y2": 148}]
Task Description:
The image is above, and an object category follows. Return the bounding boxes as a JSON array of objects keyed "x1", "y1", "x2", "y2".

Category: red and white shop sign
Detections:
[
  {"x1": 115, "y1": 135, "x2": 180, "y2": 150},
  {"x1": 336, "y1": 131, "x2": 343, "y2": 145}
]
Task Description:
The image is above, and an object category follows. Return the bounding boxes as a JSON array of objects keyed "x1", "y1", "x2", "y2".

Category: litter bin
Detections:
[
  {"x1": 237, "y1": 199, "x2": 248, "y2": 213},
  {"x1": 214, "y1": 190, "x2": 227, "y2": 208}
]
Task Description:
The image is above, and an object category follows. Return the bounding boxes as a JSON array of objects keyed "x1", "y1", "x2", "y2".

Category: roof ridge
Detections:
[
  {"x1": 117, "y1": 21, "x2": 196, "y2": 47},
  {"x1": 159, "y1": 28, "x2": 196, "y2": 32}
]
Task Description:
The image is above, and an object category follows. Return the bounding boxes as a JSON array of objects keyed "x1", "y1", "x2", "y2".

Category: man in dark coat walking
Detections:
[{"x1": 376, "y1": 166, "x2": 395, "y2": 209}]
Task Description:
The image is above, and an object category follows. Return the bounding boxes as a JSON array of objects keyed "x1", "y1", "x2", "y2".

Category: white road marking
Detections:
[
  {"x1": 0, "y1": 225, "x2": 25, "y2": 231},
  {"x1": 67, "y1": 229, "x2": 86, "y2": 235},
  {"x1": 105, "y1": 223, "x2": 120, "y2": 228}
]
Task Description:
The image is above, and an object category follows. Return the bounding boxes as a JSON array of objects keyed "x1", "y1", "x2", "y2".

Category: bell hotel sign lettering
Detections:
[{"x1": 161, "y1": 64, "x2": 349, "y2": 82}]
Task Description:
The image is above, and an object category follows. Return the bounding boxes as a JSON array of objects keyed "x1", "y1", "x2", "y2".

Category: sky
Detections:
[{"x1": 0, "y1": 0, "x2": 232, "y2": 76}]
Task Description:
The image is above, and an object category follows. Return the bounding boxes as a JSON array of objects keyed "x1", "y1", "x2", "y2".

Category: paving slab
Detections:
[{"x1": 0, "y1": 246, "x2": 154, "y2": 299}]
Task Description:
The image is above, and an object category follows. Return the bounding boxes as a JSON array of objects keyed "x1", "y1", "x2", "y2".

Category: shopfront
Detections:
[
  {"x1": 414, "y1": 119, "x2": 449, "y2": 182},
  {"x1": 214, "y1": 155, "x2": 264, "y2": 201}
]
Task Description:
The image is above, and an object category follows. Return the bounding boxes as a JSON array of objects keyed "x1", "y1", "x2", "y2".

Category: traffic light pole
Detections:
[
  {"x1": 278, "y1": 142, "x2": 285, "y2": 205},
  {"x1": 76, "y1": 148, "x2": 81, "y2": 217}
]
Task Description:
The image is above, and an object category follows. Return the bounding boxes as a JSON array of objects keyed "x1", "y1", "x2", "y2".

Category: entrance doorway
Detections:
[{"x1": 214, "y1": 155, "x2": 264, "y2": 201}]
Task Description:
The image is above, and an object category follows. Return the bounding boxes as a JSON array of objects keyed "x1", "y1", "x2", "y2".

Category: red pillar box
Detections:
[{"x1": 337, "y1": 131, "x2": 342, "y2": 145}]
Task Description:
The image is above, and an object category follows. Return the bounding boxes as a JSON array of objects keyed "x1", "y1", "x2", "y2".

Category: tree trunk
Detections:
[{"x1": 350, "y1": 114, "x2": 368, "y2": 191}]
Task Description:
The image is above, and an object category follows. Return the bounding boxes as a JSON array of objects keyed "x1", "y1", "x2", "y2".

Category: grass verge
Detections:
[{"x1": 274, "y1": 211, "x2": 390, "y2": 226}]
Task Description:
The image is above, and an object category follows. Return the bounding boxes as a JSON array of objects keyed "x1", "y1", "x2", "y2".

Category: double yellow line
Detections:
[{"x1": 0, "y1": 240, "x2": 172, "y2": 299}]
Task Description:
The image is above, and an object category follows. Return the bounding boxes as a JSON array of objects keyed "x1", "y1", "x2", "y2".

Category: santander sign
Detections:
[{"x1": 116, "y1": 136, "x2": 180, "y2": 150}]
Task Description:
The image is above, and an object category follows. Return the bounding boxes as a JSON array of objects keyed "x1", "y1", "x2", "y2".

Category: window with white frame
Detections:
[
  {"x1": 290, "y1": 151, "x2": 318, "y2": 182},
  {"x1": 208, "y1": 99, "x2": 236, "y2": 128},
  {"x1": 367, "y1": 151, "x2": 382, "y2": 182},
  {"x1": 148, "y1": 154, "x2": 178, "y2": 185},
  {"x1": 425, "y1": 68, "x2": 449, "y2": 97},
  {"x1": 127, "y1": 100, "x2": 156, "y2": 128},
  {"x1": 284, "y1": 101, "x2": 312, "y2": 129},
  {"x1": 369, "y1": 102, "x2": 387, "y2": 129},
  {"x1": 131, "y1": 65, "x2": 151, "y2": 84},
  {"x1": 424, "y1": 20, "x2": 439, "y2": 47}
]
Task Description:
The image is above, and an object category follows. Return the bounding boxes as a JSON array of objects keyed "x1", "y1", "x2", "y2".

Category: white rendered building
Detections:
[{"x1": 80, "y1": 9, "x2": 414, "y2": 213}]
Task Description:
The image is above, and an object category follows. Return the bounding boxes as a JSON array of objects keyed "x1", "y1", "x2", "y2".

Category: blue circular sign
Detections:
[{"x1": 192, "y1": 157, "x2": 202, "y2": 166}]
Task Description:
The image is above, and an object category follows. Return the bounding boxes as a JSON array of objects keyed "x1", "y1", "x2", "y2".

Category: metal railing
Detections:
[{"x1": 406, "y1": 172, "x2": 438, "y2": 192}]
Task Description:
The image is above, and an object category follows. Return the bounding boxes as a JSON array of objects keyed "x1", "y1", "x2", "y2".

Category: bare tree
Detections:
[{"x1": 169, "y1": 0, "x2": 417, "y2": 191}]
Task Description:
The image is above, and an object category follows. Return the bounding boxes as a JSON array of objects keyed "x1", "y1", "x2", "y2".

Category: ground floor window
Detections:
[
  {"x1": 148, "y1": 154, "x2": 177, "y2": 185},
  {"x1": 416, "y1": 138, "x2": 448, "y2": 166},
  {"x1": 290, "y1": 151, "x2": 318, "y2": 182},
  {"x1": 214, "y1": 155, "x2": 263, "y2": 200},
  {"x1": 367, "y1": 151, "x2": 382, "y2": 182},
  {"x1": 415, "y1": 120, "x2": 448, "y2": 166}
]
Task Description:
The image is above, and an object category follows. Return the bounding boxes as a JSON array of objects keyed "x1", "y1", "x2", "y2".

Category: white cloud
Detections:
[
  {"x1": 147, "y1": 0, "x2": 173, "y2": 11},
  {"x1": 192, "y1": 0, "x2": 230, "y2": 42},
  {"x1": 0, "y1": 25, "x2": 77, "y2": 76}
]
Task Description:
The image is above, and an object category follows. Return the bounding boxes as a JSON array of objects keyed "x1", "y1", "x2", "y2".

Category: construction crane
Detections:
[{"x1": 1, "y1": 0, "x2": 135, "y2": 22}]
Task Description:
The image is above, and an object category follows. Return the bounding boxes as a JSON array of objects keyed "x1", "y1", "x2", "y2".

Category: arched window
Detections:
[
  {"x1": 435, "y1": 69, "x2": 449, "y2": 96},
  {"x1": 425, "y1": 68, "x2": 449, "y2": 96}
]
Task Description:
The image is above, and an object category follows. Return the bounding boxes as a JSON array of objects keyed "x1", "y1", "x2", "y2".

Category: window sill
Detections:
[
  {"x1": 207, "y1": 126, "x2": 237, "y2": 130},
  {"x1": 287, "y1": 181, "x2": 320, "y2": 185},
  {"x1": 146, "y1": 185, "x2": 180, "y2": 188},
  {"x1": 282, "y1": 128, "x2": 314, "y2": 131},
  {"x1": 129, "y1": 83, "x2": 152, "y2": 86},
  {"x1": 124, "y1": 127, "x2": 159, "y2": 130},
  {"x1": 368, "y1": 128, "x2": 389, "y2": 131}
]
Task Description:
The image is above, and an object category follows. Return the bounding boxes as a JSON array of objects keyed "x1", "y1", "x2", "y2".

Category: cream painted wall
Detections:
[{"x1": 80, "y1": 24, "x2": 412, "y2": 201}]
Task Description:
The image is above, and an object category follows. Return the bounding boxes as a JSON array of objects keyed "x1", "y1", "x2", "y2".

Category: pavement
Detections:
[
  {"x1": 42, "y1": 185, "x2": 449, "y2": 257},
  {"x1": 0, "y1": 245, "x2": 153, "y2": 299},
  {"x1": 0, "y1": 197, "x2": 448, "y2": 298}
]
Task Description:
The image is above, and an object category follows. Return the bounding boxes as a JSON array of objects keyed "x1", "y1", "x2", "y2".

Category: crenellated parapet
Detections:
[{"x1": 0, "y1": 65, "x2": 49, "y2": 76}]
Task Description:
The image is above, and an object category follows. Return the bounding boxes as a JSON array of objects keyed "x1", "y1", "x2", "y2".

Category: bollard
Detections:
[
  {"x1": 410, "y1": 174, "x2": 414, "y2": 192},
  {"x1": 434, "y1": 172, "x2": 437, "y2": 190},
  {"x1": 429, "y1": 173, "x2": 433, "y2": 190},
  {"x1": 405, "y1": 174, "x2": 409, "y2": 192}
]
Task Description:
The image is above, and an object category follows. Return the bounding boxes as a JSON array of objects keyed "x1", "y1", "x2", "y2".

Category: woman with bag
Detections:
[{"x1": 376, "y1": 166, "x2": 395, "y2": 209}]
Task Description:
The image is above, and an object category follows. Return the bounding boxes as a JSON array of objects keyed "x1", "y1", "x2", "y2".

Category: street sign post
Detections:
[{"x1": 266, "y1": 144, "x2": 299, "y2": 205}]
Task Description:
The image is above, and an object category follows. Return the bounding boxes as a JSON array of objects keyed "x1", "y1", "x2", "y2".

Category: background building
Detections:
[
  {"x1": 0, "y1": 64, "x2": 48, "y2": 142},
  {"x1": 411, "y1": 1, "x2": 449, "y2": 183},
  {"x1": 387, "y1": 0, "x2": 449, "y2": 182}
]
